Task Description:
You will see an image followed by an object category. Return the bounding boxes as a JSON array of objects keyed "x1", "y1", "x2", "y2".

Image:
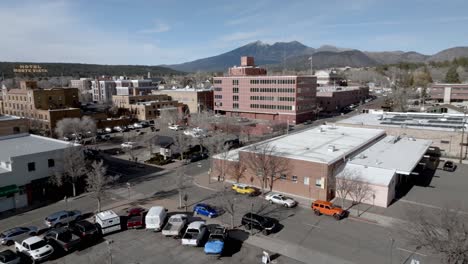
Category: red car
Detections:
[{"x1": 127, "y1": 207, "x2": 146, "y2": 229}]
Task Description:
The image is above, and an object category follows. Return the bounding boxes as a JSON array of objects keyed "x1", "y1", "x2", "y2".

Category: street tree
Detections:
[
  {"x1": 206, "y1": 134, "x2": 231, "y2": 181},
  {"x1": 334, "y1": 168, "x2": 358, "y2": 209},
  {"x1": 175, "y1": 167, "x2": 189, "y2": 209},
  {"x1": 55, "y1": 116, "x2": 97, "y2": 139},
  {"x1": 348, "y1": 177, "x2": 374, "y2": 216},
  {"x1": 229, "y1": 161, "x2": 247, "y2": 183},
  {"x1": 219, "y1": 186, "x2": 237, "y2": 229},
  {"x1": 86, "y1": 160, "x2": 115, "y2": 212},
  {"x1": 62, "y1": 145, "x2": 87, "y2": 197},
  {"x1": 244, "y1": 143, "x2": 290, "y2": 194},
  {"x1": 445, "y1": 66, "x2": 461, "y2": 83},
  {"x1": 404, "y1": 206, "x2": 468, "y2": 264},
  {"x1": 171, "y1": 131, "x2": 191, "y2": 161}
]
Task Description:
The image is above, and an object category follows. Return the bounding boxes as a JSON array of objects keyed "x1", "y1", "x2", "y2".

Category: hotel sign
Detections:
[{"x1": 13, "y1": 64, "x2": 48, "y2": 73}]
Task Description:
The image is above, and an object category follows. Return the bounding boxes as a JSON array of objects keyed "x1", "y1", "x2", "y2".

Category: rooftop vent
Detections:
[
  {"x1": 328, "y1": 145, "x2": 336, "y2": 152},
  {"x1": 319, "y1": 127, "x2": 325, "y2": 133},
  {"x1": 359, "y1": 154, "x2": 367, "y2": 159}
]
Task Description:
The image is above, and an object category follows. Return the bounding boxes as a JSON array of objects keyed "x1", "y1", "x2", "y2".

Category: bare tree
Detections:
[
  {"x1": 159, "y1": 108, "x2": 181, "y2": 126},
  {"x1": 404, "y1": 207, "x2": 468, "y2": 264},
  {"x1": 62, "y1": 145, "x2": 87, "y2": 197},
  {"x1": 219, "y1": 186, "x2": 236, "y2": 229},
  {"x1": 229, "y1": 161, "x2": 247, "y2": 183},
  {"x1": 171, "y1": 131, "x2": 191, "y2": 161},
  {"x1": 175, "y1": 167, "x2": 189, "y2": 209},
  {"x1": 206, "y1": 134, "x2": 231, "y2": 181},
  {"x1": 86, "y1": 160, "x2": 115, "y2": 212},
  {"x1": 244, "y1": 142, "x2": 290, "y2": 194},
  {"x1": 334, "y1": 168, "x2": 358, "y2": 208},
  {"x1": 55, "y1": 116, "x2": 97, "y2": 139},
  {"x1": 348, "y1": 176, "x2": 374, "y2": 216}
]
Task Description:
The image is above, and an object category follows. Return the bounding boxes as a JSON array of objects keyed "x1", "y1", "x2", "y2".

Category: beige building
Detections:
[
  {"x1": 0, "y1": 81, "x2": 81, "y2": 133},
  {"x1": 112, "y1": 94, "x2": 178, "y2": 121},
  {"x1": 0, "y1": 115, "x2": 29, "y2": 136},
  {"x1": 152, "y1": 88, "x2": 214, "y2": 113}
]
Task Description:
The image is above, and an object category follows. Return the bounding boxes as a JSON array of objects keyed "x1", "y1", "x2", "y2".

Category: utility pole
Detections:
[
  {"x1": 309, "y1": 56, "x2": 313, "y2": 75},
  {"x1": 460, "y1": 111, "x2": 466, "y2": 164}
]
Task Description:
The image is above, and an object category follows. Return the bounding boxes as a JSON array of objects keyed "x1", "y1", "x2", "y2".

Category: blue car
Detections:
[
  {"x1": 204, "y1": 225, "x2": 226, "y2": 255},
  {"x1": 193, "y1": 203, "x2": 218, "y2": 218}
]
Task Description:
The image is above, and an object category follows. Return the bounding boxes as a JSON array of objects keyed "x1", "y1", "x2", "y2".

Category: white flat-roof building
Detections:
[
  {"x1": 0, "y1": 134, "x2": 77, "y2": 213},
  {"x1": 213, "y1": 125, "x2": 432, "y2": 207}
]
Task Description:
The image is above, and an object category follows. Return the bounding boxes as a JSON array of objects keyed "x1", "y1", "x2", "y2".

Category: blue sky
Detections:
[{"x1": 1, "y1": 0, "x2": 467, "y2": 65}]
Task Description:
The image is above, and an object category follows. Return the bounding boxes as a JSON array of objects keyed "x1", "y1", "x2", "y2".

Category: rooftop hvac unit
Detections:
[{"x1": 328, "y1": 145, "x2": 336, "y2": 152}]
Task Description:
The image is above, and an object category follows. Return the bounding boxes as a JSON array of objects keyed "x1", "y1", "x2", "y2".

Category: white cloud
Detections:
[
  {"x1": 0, "y1": 1, "x2": 183, "y2": 64},
  {"x1": 219, "y1": 31, "x2": 263, "y2": 42},
  {"x1": 138, "y1": 21, "x2": 171, "y2": 34}
]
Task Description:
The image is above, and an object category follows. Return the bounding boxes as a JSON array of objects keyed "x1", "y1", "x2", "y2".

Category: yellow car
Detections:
[{"x1": 232, "y1": 183, "x2": 257, "y2": 195}]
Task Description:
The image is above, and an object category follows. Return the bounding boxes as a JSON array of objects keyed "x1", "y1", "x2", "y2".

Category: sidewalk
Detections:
[{"x1": 192, "y1": 172, "x2": 406, "y2": 228}]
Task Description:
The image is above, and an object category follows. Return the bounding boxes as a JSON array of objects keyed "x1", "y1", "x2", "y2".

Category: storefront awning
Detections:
[{"x1": 0, "y1": 185, "x2": 19, "y2": 197}]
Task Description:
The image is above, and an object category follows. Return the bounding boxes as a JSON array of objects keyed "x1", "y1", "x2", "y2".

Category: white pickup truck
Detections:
[
  {"x1": 15, "y1": 236, "x2": 54, "y2": 263},
  {"x1": 181, "y1": 221, "x2": 208, "y2": 247},
  {"x1": 162, "y1": 214, "x2": 187, "y2": 237}
]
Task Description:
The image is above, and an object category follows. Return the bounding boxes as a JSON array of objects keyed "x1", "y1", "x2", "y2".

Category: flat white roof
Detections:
[
  {"x1": 349, "y1": 135, "x2": 432, "y2": 175},
  {"x1": 0, "y1": 133, "x2": 73, "y2": 161},
  {"x1": 218, "y1": 125, "x2": 385, "y2": 164},
  {"x1": 0, "y1": 115, "x2": 21, "y2": 121},
  {"x1": 337, "y1": 163, "x2": 396, "y2": 187}
]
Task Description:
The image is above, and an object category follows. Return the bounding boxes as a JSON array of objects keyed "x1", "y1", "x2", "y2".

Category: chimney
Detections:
[{"x1": 241, "y1": 56, "x2": 255, "y2": 67}]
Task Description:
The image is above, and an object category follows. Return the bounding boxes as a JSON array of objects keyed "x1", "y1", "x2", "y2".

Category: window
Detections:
[
  {"x1": 214, "y1": 95, "x2": 223, "y2": 99},
  {"x1": 214, "y1": 87, "x2": 222, "y2": 91},
  {"x1": 304, "y1": 177, "x2": 309, "y2": 185},
  {"x1": 232, "y1": 80, "x2": 239, "y2": 85},
  {"x1": 315, "y1": 179, "x2": 322, "y2": 188},
  {"x1": 233, "y1": 95, "x2": 239, "y2": 101},
  {"x1": 292, "y1": 176, "x2": 298, "y2": 183},
  {"x1": 280, "y1": 174, "x2": 287, "y2": 180},
  {"x1": 213, "y1": 80, "x2": 222, "y2": 84},
  {"x1": 233, "y1": 103, "x2": 239, "y2": 109},
  {"x1": 233, "y1": 87, "x2": 239, "y2": 93},
  {"x1": 13, "y1": 127, "x2": 20, "y2": 134},
  {"x1": 48, "y1": 159, "x2": 55, "y2": 168},
  {"x1": 28, "y1": 162, "x2": 35, "y2": 172}
]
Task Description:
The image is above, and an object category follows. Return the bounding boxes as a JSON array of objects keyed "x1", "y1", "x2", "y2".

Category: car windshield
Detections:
[
  {"x1": 209, "y1": 234, "x2": 224, "y2": 240},
  {"x1": 170, "y1": 218, "x2": 182, "y2": 223},
  {"x1": 0, "y1": 233, "x2": 5, "y2": 238},
  {"x1": 30, "y1": 240, "x2": 47, "y2": 250},
  {"x1": 46, "y1": 217, "x2": 57, "y2": 222},
  {"x1": 128, "y1": 215, "x2": 142, "y2": 221}
]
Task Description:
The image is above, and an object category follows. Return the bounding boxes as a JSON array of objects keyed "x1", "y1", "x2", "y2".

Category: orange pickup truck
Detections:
[{"x1": 311, "y1": 200, "x2": 346, "y2": 220}]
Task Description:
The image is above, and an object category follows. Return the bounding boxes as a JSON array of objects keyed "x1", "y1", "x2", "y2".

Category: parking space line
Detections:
[{"x1": 396, "y1": 247, "x2": 427, "y2": 257}]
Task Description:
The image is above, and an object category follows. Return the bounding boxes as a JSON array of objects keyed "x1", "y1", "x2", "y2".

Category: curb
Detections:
[{"x1": 347, "y1": 215, "x2": 379, "y2": 224}]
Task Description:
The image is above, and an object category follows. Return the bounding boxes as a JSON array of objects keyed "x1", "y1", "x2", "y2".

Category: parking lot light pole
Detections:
[{"x1": 460, "y1": 111, "x2": 466, "y2": 164}]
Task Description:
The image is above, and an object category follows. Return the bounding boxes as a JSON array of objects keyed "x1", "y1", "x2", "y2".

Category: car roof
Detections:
[
  {"x1": 48, "y1": 210, "x2": 68, "y2": 217},
  {"x1": 23, "y1": 236, "x2": 42, "y2": 244},
  {"x1": 313, "y1": 200, "x2": 333, "y2": 206},
  {"x1": 233, "y1": 183, "x2": 250, "y2": 187},
  {"x1": 187, "y1": 221, "x2": 205, "y2": 229},
  {"x1": 196, "y1": 203, "x2": 210, "y2": 208},
  {"x1": 2, "y1": 227, "x2": 27, "y2": 235},
  {"x1": 0, "y1": 249, "x2": 16, "y2": 257},
  {"x1": 170, "y1": 214, "x2": 186, "y2": 219}
]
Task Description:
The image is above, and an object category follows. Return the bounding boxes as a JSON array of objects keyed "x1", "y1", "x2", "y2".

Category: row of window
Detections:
[
  {"x1": 213, "y1": 80, "x2": 222, "y2": 84},
  {"x1": 250, "y1": 79, "x2": 296, "y2": 85},
  {"x1": 250, "y1": 104, "x2": 293, "y2": 110},
  {"x1": 28, "y1": 159, "x2": 55, "y2": 172},
  {"x1": 250, "y1": 96, "x2": 275, "y2": 101},
  {"x1": 214, "y1": 95, "x2": 223, "y2": 99},
  {"x1": 278, "y1": 97, "x2": 295, "y2": 102},
  {"x1": 250, "y1": 88, "x2": 296, "y2": 93},
  {"x1": 297, "y1": 104, "x2": 315, "y2": 111},
  {"x1": 214, "y1": 87, "x2": 222, "y2": 91}
]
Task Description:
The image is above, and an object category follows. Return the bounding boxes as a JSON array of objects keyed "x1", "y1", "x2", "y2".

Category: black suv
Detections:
[
  {"x1": 241, "y1": 213, "x2": 276, "y2": 235},
  {"x1": 70, "y1": 220, "x2": 101, "y2": 241}
]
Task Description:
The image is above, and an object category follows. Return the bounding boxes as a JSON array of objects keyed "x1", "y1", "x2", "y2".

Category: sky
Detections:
[{"x1": 0, "y1": 0, "x2": 467, "y2": 65}]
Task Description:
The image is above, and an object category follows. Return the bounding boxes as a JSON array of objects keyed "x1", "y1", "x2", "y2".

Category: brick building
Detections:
[
  {"x1": 429, "y1": 83, "x2": 468, "y2": 103},
  {"x1": 0, "y1": 81, "x2": 81, "y2": 133},
  {"x1": 213, "y1": 56, "x2": 317, "y2": 124},
  {"x1": 0, "y1": 115, "x2": 29, "y2": 136},
  {"x1": 112, "y1": 94, "x2": 178, "y2": 121},
  {"x1": 152, "y1": 88, "x2": 214, "y2": 113},
  {"x1": 317, "y1": 86, "x2": 369, "y2": 113}
]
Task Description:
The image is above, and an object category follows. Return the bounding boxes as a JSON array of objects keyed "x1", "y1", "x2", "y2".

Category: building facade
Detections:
[
  {"x1": 317, "y1": 86, "x2": 369, "y2": 113},
  {"x1": 429, "y1": 83, "x2": 468, "y2": 103},
  {"x1": 112, "y1": 94, "x2": 178, "y2": 120},
  {"x1": 0, "y1": 81, "x2": 81, "y2": 133},
  {"x1": 315, "y1": 70, "x2": 344, "y2": 86},
  {"x1": 153, "y1": 88, "x2": 214, "y2": 113},
  {"x1": 91, "y1": 80, "x2": 117, "y2": 104},
  {"x1": 70, "y1": 78, "x2": 92, "y2": 104},
  {"x1": 213, "y1": 56, "x2": 317, "y2": 124},
  {"x1": 0, "y1": 115, "x2": 29, "y2": 136},
  {"x1": 0, "y1": 134, "x2": 75, "y2": 213}
]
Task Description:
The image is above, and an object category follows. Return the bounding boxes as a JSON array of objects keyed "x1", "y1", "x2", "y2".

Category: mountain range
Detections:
[{"x1": 167, "y1": 41, "x2": 468, "y2": 72}]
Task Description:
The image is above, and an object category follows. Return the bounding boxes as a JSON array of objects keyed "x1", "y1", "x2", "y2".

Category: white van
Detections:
[
  {"x1": 95, "y1": 210, "x2": 121, "y2": 235},
  {"x1": 145, "y1": 206, "x2": 167, "y2": 231}
]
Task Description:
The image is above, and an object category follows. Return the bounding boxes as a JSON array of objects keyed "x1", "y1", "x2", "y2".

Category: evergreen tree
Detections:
[{"x1": 445, "y1": 66, "x2": 460, "y2": 83}]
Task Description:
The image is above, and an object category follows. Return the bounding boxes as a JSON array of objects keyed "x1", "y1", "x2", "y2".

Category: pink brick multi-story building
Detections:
[{"x1": 213, "y1": 56, "x2": 317, "y2": 124}]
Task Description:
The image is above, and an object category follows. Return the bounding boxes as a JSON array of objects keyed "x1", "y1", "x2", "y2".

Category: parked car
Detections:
[
  {"x1": 169, "y1": 124, "x2": 181, "y2": 131},
  {"x1": 145, "y1": 206, "x2": 167, "y2": 231},
  {"x1": 181, "y1": 221, "x2": 208, "y2": 247},
  {"x1": 311, "y1": 200, "x2": 346, "y2": 220},
  {"x1": 127, "y1": 207, "x2": 146, "y2": 229},
  {"x1": 204, "y1": 225, "x2": 227, "y2": 255},
  {"x1": 113, "y1": 126, "x2": 123, "y2": 132},
  {"x1": 95, "y1": 210, "x2": 121, "y2": 235},
  {"x1": 133, "y1": 123, "x2": 143, "y2": 129},
  {"x1": 0, "y1": 249, "x2": 20, "y2": 264},
  {"x1": 69, "y1": 220, "x2": 100, "y2": 241},
  {"x1": 232, "y1": 183, "x2": 257, "y2": 196},
  {"x1": 121, "y1": 142, "x2": 136, "y2": 149},
  {"x1": 443, "y1": 161, "x2": 457, "y2": 172},
  {"x1": 0, "y1": 227, "x2": 38, "y2": 246},
  {"x1": 193, "y1": 204, "x2": 219, "y2": 218},
  {"x1": 162, "y1": 214, "x2": 187, "y2": 237},
  {"x1": 127, "y1": 124, "x2": 135, "y2": 130},
  {"x1": 43, "y1": 227, "x2": 81, "y2": 252},
  {"x1": 14, "y1": 236, "x2": 54, "y2": 263},
  {"x1": 241, "y1": 213, "x2": 276, "y2": 235},
  {"x1": 265, "y1": 193, "x2": 297, "y2": 208},
  {"x1": 139, "y1": 121, "x2": 150, "y2": 128},
  {"x1": 45, "y1": 210, "x2": 82, "y2": 228},
  {"x1": 104, "y1": 127, "x2": 112, "y2": 133}
]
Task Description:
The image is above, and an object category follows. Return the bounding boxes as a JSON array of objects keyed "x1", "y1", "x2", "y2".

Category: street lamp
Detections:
[{"x1": 460, "y1": 111, "x2": 467, "y2": 164}]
